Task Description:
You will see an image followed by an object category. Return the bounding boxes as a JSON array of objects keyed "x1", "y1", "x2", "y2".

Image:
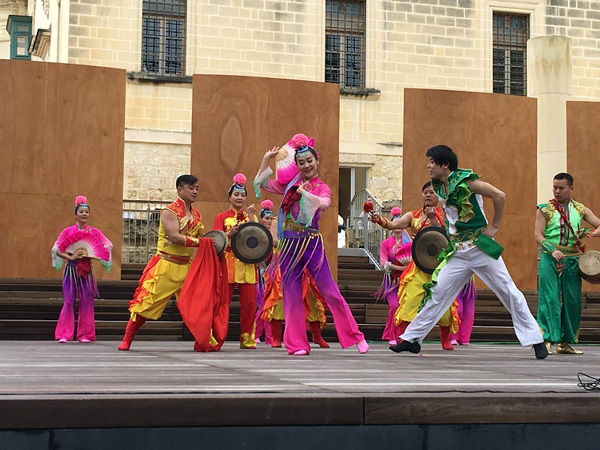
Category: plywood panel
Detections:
[
  {"x1": 567, "y1": 101, "x2": 600, "y2": 292},
  {"x1": 0, "y1": 194, "x2": 122, "y2": 280},
  {"x1": 403, "y1": 89, "x2": 537, "y2": 290},
  {"x1": 0, "y1": 60, "x2": 125, "y2": 279},
  {"x1": 191, "y1": 75, "x2": 340, "y2": 277}
]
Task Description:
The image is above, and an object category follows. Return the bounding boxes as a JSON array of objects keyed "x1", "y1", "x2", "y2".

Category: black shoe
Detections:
[
  {"x1": 389, "y1": 340, "x2": 421, "y2": 354},
  {"x1": 533, "y1": 342, "x2": 549, "y2": 360}
]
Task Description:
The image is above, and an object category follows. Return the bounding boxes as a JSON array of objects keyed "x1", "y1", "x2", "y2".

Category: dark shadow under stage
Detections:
[{"x1": 2, "y1": 341, "x2": 600, "y2": 449}]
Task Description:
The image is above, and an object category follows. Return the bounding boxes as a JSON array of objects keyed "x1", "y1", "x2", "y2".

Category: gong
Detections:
[
  {"x1": 231, "y1": 222, "x2": 273, "y2": 263},
  {"x1": 411, "y1": 226, "x2": 449, "y2": 274},
  {"x1": 204, "y1": 230, "x2": 228, "y2": 256}
]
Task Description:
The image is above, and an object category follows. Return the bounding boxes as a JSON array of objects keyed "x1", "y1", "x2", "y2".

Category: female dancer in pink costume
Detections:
[
  {"x1": 376, "y1": 207, "x2": 412, "y2": 345},
  {"x1": 254, "y1": 133, "x2": 368, "y2": 355},
  {"x1": 51, "y1": 196, "x2": 113, "y2": 343}
]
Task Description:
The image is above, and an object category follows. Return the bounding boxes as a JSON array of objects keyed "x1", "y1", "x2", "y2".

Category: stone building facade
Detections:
[{"x1": 2, "y1": 0, "x2": 600, "y2": 212}]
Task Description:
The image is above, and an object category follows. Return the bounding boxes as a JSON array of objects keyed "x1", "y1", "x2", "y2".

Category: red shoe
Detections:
[
  {"x1": 439, "y1": 326, "x2": 454, "y2": 351},
  {"x1": 271, "y1": 319, "x2": 283, "y2": 348},
  {"x1": 309, "y1": 321, "x2": 330, "y2": 348},
  {"x1": 118, "y1": 316, "x2": 146, "y2": 351}
]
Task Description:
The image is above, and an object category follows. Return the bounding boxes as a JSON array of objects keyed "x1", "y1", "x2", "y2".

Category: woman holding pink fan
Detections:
[
  {"x1": 51, "y1": 196, "x2": 113, "y2": 343},
  {"x1": 375, "y1": 207, "x2": 412, "y2": 346},
  {"x1": 254, "y1": 133, "x2": 368, "y2": 355}
]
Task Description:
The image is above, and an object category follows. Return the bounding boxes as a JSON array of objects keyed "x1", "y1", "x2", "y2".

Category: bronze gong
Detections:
[
  {"x1": 231, "y1": 222, "x2": 273, "y2": 264},
  {"x1": 411, "y1": 226, "x2": 449, "y2": 274}
]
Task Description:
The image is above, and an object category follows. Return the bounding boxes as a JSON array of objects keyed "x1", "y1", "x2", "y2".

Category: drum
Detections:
[
  {"x1": 411, "y1": 226, "x2": 449, "y2": 274},
  {"x1": 231, "y1": 222, "x2": 273, "y2": 264},
  {"x1": 204, "y1": 230, "x2": 228, "y2": 256},
  {"x1": 578, "y1": 250, "x2": 600, "y2": 284}
]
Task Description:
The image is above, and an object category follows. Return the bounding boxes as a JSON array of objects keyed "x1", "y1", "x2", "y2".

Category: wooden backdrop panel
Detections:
[
  {"x1": 567, "y1": 101, "x2": 600, "y2": 292},
  {"x1": 403, "y1": 89, "x2": 537, "y2": 290},
  {"x1": 191, "y1": 75, "x2": 340, "y2": 277},
  {"x1": 0, "y1": 60, "x2": 125, "y2": 279},
  {"x1": 0, "y1": 195, "x2": 122, "y2": 280}
]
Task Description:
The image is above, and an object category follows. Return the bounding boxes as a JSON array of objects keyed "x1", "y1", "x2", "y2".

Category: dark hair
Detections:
[
  {"x1": 227, "y1": 185, "x2": 247, "y2": 199},
  {"x1": 422, "y1": 181, "x2": 432, "y2": 191},
  {"x1": 425, "y1": 145, "x2": 458, "y2": 171},
  {"x1": 176, "y1": 174, "x2": 198, "y2": 188},
  {"x1": 260, "y1": 209, "x2": 274, "y2": 219},
  {"x1": 75, "y1": 204, "x2": 90, "y2": 214},
  {"x1": 554, "y1": 172, "x2": 574, "y2": 187},
  {"x1": 294, "y1": 146, "x2": 319, "y2": 162}
]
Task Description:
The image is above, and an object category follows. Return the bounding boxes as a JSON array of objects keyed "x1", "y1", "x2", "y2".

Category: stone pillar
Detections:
[{"x1": 527, "y1": 36, "x2": 572, "y2": 203}]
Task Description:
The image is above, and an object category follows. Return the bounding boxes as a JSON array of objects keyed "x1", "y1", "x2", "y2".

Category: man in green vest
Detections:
[
  {"x1": 535, "y1": 172, "x2": 600, "y2": 355},
  {"x1": 391, "y1": 145, "x2": 548, "y2": 359}
]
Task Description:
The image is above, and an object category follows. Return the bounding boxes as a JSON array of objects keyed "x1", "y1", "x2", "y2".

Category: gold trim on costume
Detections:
[
  {"x1": 283, "y1": 217, "x2": 318, "y2": 234},
  {"x1": 157, "y1": 251, "x2": 191, "y2": 265}
]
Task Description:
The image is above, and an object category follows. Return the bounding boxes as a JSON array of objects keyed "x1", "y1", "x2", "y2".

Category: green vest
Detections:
[
  {"x1": 538, "y1": 200, "x2": 584, "y2": 247},
  {"x1": 432, "y1": 169, "x2": 486, "y2": 241}
]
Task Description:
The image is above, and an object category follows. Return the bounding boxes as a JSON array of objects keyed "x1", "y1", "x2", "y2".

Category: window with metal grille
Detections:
[
  {"x1": 493, "y1": 12, "x2": 529, "y2": 96},
  {"x1": 325, "y1": 0, "x2": 366, "y2": 90},
  {"x1": 142, "y1": 0, "x2": 186, "y2": 76}
]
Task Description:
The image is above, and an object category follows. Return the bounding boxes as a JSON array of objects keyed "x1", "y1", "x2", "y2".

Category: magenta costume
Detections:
[
  {"x1": 52, "y1": 224, "x2": 113, "y2": 342},
  {"x1": 449, "y1": 278, "x2": 477, "y2": 345},
  {"x1": 255, "y1": 168, "x2": 365, "y2": 355},
  {"x1": 376, "y1": 234, "x2": 412, "y2": 341}
]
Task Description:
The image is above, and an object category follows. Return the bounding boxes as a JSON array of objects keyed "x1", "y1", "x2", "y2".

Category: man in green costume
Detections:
[
  {"x1": 534, "y1": 172, "x2": 600, "y2": 355},
  {"x1": 391, "y1": 145, "x2": 548, "y2": 359}
]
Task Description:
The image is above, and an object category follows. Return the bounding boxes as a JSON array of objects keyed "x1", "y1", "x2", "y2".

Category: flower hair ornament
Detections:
[
  {"x1": 228, "y1": 173, "x2": 247, "y2": 198},
  {"x1": 74, "y1": 195, "x2": 89, "y2": 214},
  {"x1": 260, "y1": 199, "x2": 275, "y2": 218},
  {"x1": 390, "y1": 207, "x2": 402, "y2": 220}
]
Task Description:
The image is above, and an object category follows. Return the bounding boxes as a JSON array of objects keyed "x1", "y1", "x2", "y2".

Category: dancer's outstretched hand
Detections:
[{"x1": 263, "y1": 146, "x2": 279, "y2": 161}]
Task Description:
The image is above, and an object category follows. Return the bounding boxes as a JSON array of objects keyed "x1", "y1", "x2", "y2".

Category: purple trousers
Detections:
[
  {"x1": 255, "y1": 280, "x2": 273, "y2": 344},
  {"x1": 279, "y1": 231, "x2": 364, "y2": 354},
  {"x1": 55, "y1": 263, "x2": 97, "y2": 342}
]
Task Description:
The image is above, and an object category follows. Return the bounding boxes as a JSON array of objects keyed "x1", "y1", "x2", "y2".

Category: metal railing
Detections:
[
  {"x1": 122, "y1": 200, "x2": 170, "y2": 264},
  {"x1": 347, "y1": 189, "x2": 385, "y2": 269}
]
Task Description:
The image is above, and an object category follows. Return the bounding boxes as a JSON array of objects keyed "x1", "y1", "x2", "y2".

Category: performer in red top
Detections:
[
  {"x1": 213, "y1": 173, "x2": 259, "y2": 349},
  {"x1": 118, "y1": 175, "x2": 204, "y2": 351}
]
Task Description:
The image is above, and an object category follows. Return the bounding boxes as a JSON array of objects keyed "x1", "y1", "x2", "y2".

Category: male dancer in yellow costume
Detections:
[{"x1": 118, "y1": 175, "x2": 204, "y2": 351}]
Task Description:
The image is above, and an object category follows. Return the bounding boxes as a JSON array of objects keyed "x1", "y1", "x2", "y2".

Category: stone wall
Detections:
[
  {"x1": 124, "y1": 141, "x2": 190, "y2": 201},
  {"x1": 545, "y1": 0, "x2": 600, "y2": 99}
]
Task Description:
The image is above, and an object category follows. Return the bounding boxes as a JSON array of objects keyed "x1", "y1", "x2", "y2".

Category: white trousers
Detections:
[{"x1": 401, "y1": 245, "x2": 543, "y2": 347}]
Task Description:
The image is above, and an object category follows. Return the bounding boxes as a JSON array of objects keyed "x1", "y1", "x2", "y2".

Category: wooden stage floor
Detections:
[{"x1": 2, "y1": 340, "x2": 600, "y2": 430}]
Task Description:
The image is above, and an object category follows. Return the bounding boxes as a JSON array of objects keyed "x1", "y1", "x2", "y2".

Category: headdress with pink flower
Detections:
[
  {"x1": 228, "y1": 173, "x2": 247, "y2": 198},
  {"x1": 275, "y1": 133, "x2": 318, "y2": 185},
  {"x1": 260, "y1": 199, "x2": 275, "y2": 219},
  {"x1": 391, "y1": 207, "x2": 402, "y2": 219},
  {"x1": 74, "y1": 195, "x2": 89, "y2": 214}
]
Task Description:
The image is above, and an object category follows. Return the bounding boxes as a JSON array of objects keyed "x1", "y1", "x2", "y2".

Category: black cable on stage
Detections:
[{"x1": 577, "y1": 373, "x2": 600, "y2": 391}]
